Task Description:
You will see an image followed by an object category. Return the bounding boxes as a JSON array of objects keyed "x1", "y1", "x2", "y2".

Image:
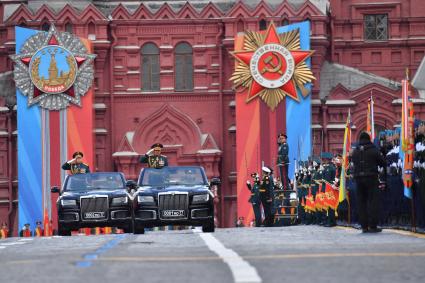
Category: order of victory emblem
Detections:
[
  {"x1": 230, "y1": 22, "x2": 315, "y2": 110},
  {"x1": 10, "y1": 24, "x2": 96, "y2": 110}
]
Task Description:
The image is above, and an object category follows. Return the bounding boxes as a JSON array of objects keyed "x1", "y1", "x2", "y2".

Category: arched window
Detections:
[
  {"x1": 41, "y1": 22, "x2": 50, "y2": 31},
  {"x1": 88, "y1": 22, "x2": 96, "y2": 35},
  {"x1": 174, "y1": 42, "x2": 193, "y2": 92},
  {"x1": 65, "y1": 22, "x2": 73, "y2": 34},
  {"x1": 281, "y1": 19, "x2": 289, "y2": 26},
  {"x1": 141, "y1": 43, "x2": 160, "y2": 91},
  {"x1": 237, "y1": 19, "x2": 244, "y2": 32},
  {"x1": 259, "y1": 19, "x2": 267, "y2": 31}
]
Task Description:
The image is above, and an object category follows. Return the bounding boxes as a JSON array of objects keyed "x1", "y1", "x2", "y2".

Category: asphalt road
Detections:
[{"x1": 1, "y1": 226, "x2": 425, "y2": 283}]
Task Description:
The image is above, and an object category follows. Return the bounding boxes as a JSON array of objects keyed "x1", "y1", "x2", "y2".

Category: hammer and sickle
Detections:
[{"x1": 261, "y1": 52, "x2": 283, "y2": 75}]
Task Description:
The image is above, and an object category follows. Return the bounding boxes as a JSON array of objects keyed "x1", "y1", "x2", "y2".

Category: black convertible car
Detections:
[
  {"x1": 52, "y1": 172, "x2": 133, "y2": 236},
  {"x1": 132, "y1": 166, "x2": 219, "y2": 234}
]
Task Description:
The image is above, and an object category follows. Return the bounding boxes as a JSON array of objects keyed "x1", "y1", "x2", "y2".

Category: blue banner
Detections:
[
  {"x1": 277, "y1": 22, "x2": 312, "y2": 179},
  {"x1": 16, "y1": 27, "x2": 43, "y2": 232}
]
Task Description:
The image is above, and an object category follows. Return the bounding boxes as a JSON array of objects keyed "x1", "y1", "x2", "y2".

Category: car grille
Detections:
[
  {"x1": 135, "y1": 210, "x2": 156, "y2": 220},
  {"x1": 191, "y1": 208, "x2": 209, "y2": 219},
  {"x1": 80, "y1": 196, "x2": 108, "y2": 221},
  {"x1": 159, "y1": 193, "x2": 188, "y2": 220}
]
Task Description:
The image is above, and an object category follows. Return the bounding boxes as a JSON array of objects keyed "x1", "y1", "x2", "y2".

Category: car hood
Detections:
[
  {"x1": 137, "y1": 185, "x2": 210, "y2": 194},
  {"x1": 61, "y1": 189, "x2": 128, "y2": 198}
]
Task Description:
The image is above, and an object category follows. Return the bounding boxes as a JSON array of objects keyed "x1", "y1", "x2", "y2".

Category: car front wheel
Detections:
[
  {"x1": 133, "y1": 222, "x2": 145, "y2": 234},
  {"x1": 202, "y1": 219, "x2": 215, "y2": 233},
  {"x1": 58, "y1": 223, "x2": 72, "y2": 236}
]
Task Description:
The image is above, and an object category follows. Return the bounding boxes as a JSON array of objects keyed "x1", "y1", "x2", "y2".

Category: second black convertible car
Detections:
[
  {"x1": 52, "y1": 172, "x2": 133, "y2": 236},
  {"x1": 132, "y1": 166, "x2": 219, "y2": 234}
]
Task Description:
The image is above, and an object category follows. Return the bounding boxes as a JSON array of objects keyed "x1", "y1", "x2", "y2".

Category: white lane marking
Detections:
[
  {"x1": 0, "y1": 242, "x2": 27, "y2": 246},
  {"x1": 0, "y1": 246, "x2": 5, "y2": 249},
  {"x1": 197, "y1": 231, "x2": 262, "y2": 283},
  {"x1": 18, "y1": 238, "x2": 34, "y2": 242}
]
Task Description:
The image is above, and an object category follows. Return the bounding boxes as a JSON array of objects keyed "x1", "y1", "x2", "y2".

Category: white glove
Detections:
[
  {"x1": 246, "y1": 180, "x2": 251, "y2": 185},
  {"x1": 146, "y1": 148, "x2": 154, "y2": 155},
  {"x1": 67, "y1": 158, "x2": 76, "y2": 164}
]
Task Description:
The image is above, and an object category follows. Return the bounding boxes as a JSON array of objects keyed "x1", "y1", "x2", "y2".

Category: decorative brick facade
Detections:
[{"x1": 0, "y1": 0, "x2": 424, "y2": 233}]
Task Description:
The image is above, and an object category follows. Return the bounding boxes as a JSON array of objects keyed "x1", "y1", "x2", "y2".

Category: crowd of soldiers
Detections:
[
  {"x1": 244, "y1": 121, "x2": 425, "y2": 230},
  {"x1": 296, "y1": 122, "x2": 425, "y2": 230},
  {"x1": 295, "y1": 153, "x2": 342, "y2": 227},
  {"x1": 377, "y1": 123, "x2": 425, "y2": 229}
]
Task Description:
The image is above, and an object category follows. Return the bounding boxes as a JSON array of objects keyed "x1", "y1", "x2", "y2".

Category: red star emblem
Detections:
[{"x1": 232, "y1": 23, "x2": 313, "y2": 103}]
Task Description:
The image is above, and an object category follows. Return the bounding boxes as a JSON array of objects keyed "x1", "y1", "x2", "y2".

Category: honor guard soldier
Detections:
[
  {"x1": 19, "y1": 223, "x2": 32, "y2": 237},
  {"x1": 0, "y1": 222, "x2": 8, "y2": 238},
  {"x1": 62, "y1": 151, "x2": 90, "y2": 175},
  {"x1": 324, "y1": 155, "x2": 340, "y2": 227},
  {"x1": 277, "y1": 133, "x2": 290, "y2": 189},
  {"x1": 140, "y1": 143, "x2": 169, "y2": 169},
  {"x1": 246, "y1": 173, "x2": 262, "y2": 227},
  {"x1": 312, "y1": 155, "x2": 326, "y2": 225},
  {"x1": 34, "y1": 221, "x2": 43, "y2": 237},
  {"x1": 260, "y1": 166, "x2": 275, "y2": 227}
]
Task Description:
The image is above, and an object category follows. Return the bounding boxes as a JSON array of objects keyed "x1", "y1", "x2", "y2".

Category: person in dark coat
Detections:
[
  {"x1": 246, "y1": 172, "x2": 262, "y2": 227},
  {"x1": 277, "y1": 133, "x2": 290, "y2": 189},
  {"x1": 351, "y1": 132, "x2": 386, "y2": 233},
  {"x1": 259, "y1": 167, "x2": 274, "y2": 227}
]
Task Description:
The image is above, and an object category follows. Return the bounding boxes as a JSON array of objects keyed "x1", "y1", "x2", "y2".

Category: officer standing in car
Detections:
[
  {"x1": 140, "y1": 143, "x2": 168, "y2": 169},
  {"x1": 246, "y1": 172, "x2": 262, "y2": 227},
  {"x1": 62, "y1": 151, "x2": 90, "y2": 175}
]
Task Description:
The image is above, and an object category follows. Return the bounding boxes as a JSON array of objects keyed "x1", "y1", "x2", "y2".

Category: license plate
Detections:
[
  {"x1": 85, "y1": 212, "x2": 105, "y2": 219},
  {"x1": 162, "y1": 210, "x2": 185, "y2": 217}
]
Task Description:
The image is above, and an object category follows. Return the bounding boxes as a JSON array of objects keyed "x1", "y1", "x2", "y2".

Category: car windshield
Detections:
[
  {"x1": 65, "y1": 173, "x2": 125, "y2": 191},
  {"x1": 139, "y1": 167, "x2": 207, "y2": 187}
]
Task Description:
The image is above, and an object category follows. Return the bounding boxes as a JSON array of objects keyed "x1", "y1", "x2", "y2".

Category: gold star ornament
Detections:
[{"x1": 230, "y1": 22, "x2": 315, "y2": 110}]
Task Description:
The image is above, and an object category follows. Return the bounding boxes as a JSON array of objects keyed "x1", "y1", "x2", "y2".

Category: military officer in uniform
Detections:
[
  {"x1": 312, "y1": 156, "x2": 325, "y2": 225},
  {"x1": 140, "y1": 143, "x2": 169, "y2": 169},
  {"x1": 325, "y1": 155, "x2": 340, "y2": 227},
  {"x1": 277, "y1": 133, "x2": 290, "y2": 189},
  {"x1": 62, "y1": 151, "x2": 90, "y2": 174},
  {"x1": 321, "y1": 153, "x2": 336, "y2": 226},
  {"x1": 259, "y1": 167, "x2": 275, "y2": 227},
  {"x1": 246, "y1": 172, "x2": 262, "y2": 227}
]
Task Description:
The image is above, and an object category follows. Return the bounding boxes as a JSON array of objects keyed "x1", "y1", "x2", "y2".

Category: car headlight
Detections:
[
  {"x1": 112, "y1": 197, "x2": 128, "y2": 205},
  {"x1": 61, "y1": 199, "x2": 77, "y2": 206},
  {"x1": 192, "y1": 194, "x2": 209, "y2": 204},
  {"x1": 137, "y1": 195, "x2": 155, "y2": 204}
]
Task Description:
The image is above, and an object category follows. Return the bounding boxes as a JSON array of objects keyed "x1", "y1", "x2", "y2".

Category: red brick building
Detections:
[{"x1": 0, "y1": 0, "x2": 424, "y2": 233}]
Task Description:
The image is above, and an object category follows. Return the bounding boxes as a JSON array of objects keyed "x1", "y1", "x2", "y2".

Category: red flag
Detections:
[{"x1": 325, "y1": 183, "x2": 339, "y2": 210}]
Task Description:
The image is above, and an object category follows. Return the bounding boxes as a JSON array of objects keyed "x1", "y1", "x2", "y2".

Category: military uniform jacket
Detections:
[
  {"x1": 323, "y1": 164, "x2": 336, "y2": 182},
  {"x1": 140, "y1": 154, "x2": 168, "y2": 169},
  {"x1": 62, "y1": 162, "x2": 90, "y2": 174},
  {"x1": 260, "y1": 175, "x2": 274, "y2": 199},
  {"x1": 312, "y1": 169, "x2": 323, "y2": 193},
  {"x1": 246, "y1": 182, "x2": 261, "y2": 204},
  {"x1": 277, "y1": 142, "x2": 289, "y2": 165}
]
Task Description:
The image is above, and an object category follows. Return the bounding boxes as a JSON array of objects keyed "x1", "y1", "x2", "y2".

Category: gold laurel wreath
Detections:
[{"x1": 230, "y1": 24, "x2": 316, "y2": 110}]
